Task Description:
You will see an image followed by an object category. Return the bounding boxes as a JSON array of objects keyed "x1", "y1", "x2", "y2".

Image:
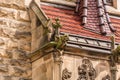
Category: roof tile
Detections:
[{"x1": 41, "y1": 4, "x2": 120, "y2": 43}]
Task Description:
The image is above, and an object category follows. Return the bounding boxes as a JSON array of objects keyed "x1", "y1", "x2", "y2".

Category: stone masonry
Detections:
[{"x1": 0, "y1": 0, "x2": 32, "y2": 80}]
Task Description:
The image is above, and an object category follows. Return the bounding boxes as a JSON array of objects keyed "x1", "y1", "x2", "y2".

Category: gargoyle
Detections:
[
  {"x1": 112, "y1": 45, "x2": 120, "y2": 62},
  {"x1": 30, "y1": 18, "x2": 69, "y2": 56},
  {"x1": 41, "y1": 18, "x2": 69, "y2": 50},
  {"x1": 40, "y1": 34, "x2": 69, "y2": 50}
]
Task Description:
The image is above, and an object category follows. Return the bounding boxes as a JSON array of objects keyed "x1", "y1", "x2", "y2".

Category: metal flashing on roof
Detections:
[
  {"x1": 61, "y1": 32, "x2": 119, "y2": 54},
  {"x1": 110, "y1": 15, "x2": 120, "y2": 19},
  {"x1": 40, "y1": 2, "x2": 75, "y2": 10},
  {"x1": 41, "y1": 0, "x2": 76, "y2": 7}
]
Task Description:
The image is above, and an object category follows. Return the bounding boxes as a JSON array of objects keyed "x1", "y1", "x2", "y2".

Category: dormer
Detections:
[{"x1": 106, "y1": 0, "x2": 113, "y2": 6}]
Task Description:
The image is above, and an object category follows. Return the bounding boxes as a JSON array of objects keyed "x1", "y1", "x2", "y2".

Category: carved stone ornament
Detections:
[
  {"x1": 77, "y1": 58, "x2": 96, "y2": 80},
  {"x1": 62, "y1": 68, "x2": 72, "y2": 80},
  {"x1": 102, "y1": 75, "x2": 110, "y2": 80}
]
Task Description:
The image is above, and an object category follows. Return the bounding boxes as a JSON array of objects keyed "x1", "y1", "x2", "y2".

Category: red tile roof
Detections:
[
  {"x1": 75, "y1": 0, "x2": 116, "y2": 35},
  {"x1": 41, "y1": 4, "x2": 120, "y2": 43}
]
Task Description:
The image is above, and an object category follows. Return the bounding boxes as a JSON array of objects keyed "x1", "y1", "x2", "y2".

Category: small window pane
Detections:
[{"x1": 106, "y1": 0, "x2": 113, "y2": 5}]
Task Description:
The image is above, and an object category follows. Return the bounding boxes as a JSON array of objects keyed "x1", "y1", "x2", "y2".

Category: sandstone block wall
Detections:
[
  {"x1": 0, "y1": 0, "x2": 32, "y2": 80},
  {"x1": 62, "y1": 54, "x2": 120, "y2": 80},
  {"x1": 32, "y1": 53, "x2": 53, "y2": 80}
]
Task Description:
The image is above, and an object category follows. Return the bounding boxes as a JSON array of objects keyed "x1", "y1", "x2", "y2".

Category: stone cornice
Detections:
[{"x1": 61, "y1": 32, "x2": 120, "y2": 54}]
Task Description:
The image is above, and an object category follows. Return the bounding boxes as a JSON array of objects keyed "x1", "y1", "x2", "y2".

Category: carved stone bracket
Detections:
[
  {"x1": 53, "y1": 49, "x2": 63, "y2": 63},
  {"x1": 77, "y1": 58, "x2": 96, "y2": 80},
  {"x1": 62, "y1": 68, "x2": 72, "y2": 80}
]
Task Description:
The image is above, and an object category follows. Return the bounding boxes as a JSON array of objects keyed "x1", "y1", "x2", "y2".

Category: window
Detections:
[
  {"x1": 106, "y1": 0, "x2": 113, "y2": 5},
  {"x1": 106, "y1": 0, "x2": 120, "y2": 10}
]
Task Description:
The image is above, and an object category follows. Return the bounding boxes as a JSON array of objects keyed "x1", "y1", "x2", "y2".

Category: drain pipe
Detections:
[{"x1": 110, "y1": 36, "x2": 117, "y2": 80}]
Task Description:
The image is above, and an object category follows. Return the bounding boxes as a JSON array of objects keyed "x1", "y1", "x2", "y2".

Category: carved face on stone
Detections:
[{"x1": 77, "y1": 58, "x2": 96, "y2": 80}]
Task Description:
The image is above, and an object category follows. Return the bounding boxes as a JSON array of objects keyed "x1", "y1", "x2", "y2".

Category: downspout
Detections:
[
  {"x1": 110, "y1": 36, "x2": 117, "y2": 80},
  {"x1": 53, "y1": 50, "x2": 63, "y2": 80}
]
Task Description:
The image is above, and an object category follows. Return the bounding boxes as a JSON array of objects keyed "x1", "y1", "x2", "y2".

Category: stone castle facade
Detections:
[
  {"x1": 0, "y1": 0, "x2": 31, "y2": 80},
  {"x1": 0, "y1": 0, "x2": 120, "y2": 80}
]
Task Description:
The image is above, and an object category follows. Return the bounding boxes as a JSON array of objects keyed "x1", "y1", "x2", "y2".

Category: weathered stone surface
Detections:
[
  {"x1": 0, "y1": 38, "x2": 5, "y2": 45},
  {"x1": 2, "y1": 58, "x2": 11, "y2": 65},
  {"x1": 10, "y1": 59, "x2": 22, "y2": 66},
  {"x1": 9, "y1": 66, "x2": 25, "y2": 77},
  {"x1": 26, "y1": 69, "x2": 32, "y2": 78},
  {"x1": 10, "y1": 22, "x2": 31, "y2": 31},
  {"x1": 3, "y1": 76, "x2": 12, "y2": 80},
  {"x1": 0, "y1": 18, "x2": 30, "y2": 29},
  {"x1": 12, "y1": 49, "x2": 28, "y2": 60},
  {"x1": 11, "y1": 77, "x2": 20, "y2": 80},
  {"x1": 0, "y1": 0, "x2": 26, "y2": 10},
  {"x1": 32, "y1": 54, "x2": 54, "y2": 80},
  {"x1": 0, "y1": 65, "x2": 8, "y2": 72},
  {"x1": 0, "y1": 49, "x2": 12, "y2": 58},
  {"x1": 19, "y1": 11, "x2": 30, "y2": 21},
  {"x1": 0, "y1": 0, "x2": 31, "y2": 79},
  {"x1": 0, "y1": 7, "x2": 16, "y2": 19},
  {"x1": 7, "y1": 39, "x2": 18, "y2": 49},
  {"x1": 18, "y1": 40, "x2": 31, "y2": 51},
  {"x1": 15, "y1": 31, "x2": 31, "y2": 39},
  {"x1": 2, "y1": 27, "x2": 16, "y2": 37},
  {"x1": 0, "y1": 7, "x2": 30, "y2": 21},
  {"x1": 0, "y1": 58, "x2": 3, "y2": 64},
  {"x1": 10, "y1": 59, "x2": 31, "y2": 67},
  {"x1": 19, "y1": 78, "x2": 31, "y2": 80},
  {"x1": 0, "y1": 20, "x2": 6, "y2": 25}
]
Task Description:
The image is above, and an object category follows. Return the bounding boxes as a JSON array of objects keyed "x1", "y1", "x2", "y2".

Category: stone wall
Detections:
[
  {"x1": 32, "y1": 53, "x2": 53, "y2": 80},
  {"x1": 0, "y1": 0, "x2": 32, "y2": 80},
  {"x1": 62, "y1": 54, "x2": 120, "y2": 80},
  {"x1": 117, "y1": 64, "x2": 120, "y2": 80}
]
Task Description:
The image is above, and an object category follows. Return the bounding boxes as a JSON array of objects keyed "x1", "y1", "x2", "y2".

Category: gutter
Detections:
[{"x1": 61, "y1": 32, "x2": 120, "y2": 54}]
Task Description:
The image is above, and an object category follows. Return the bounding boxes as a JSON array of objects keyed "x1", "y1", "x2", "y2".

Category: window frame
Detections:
[{"x1": 106, "y1": 0, "x2": 113, "y2": 6}]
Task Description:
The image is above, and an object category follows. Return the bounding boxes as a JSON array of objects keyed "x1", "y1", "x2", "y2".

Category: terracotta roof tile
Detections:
[
  {"x1": 41, "y1": 4, "x2": 120, "y2": 43},
  {"x1": 75, "y1": 0, "x2": 116, "y2": 35}
]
